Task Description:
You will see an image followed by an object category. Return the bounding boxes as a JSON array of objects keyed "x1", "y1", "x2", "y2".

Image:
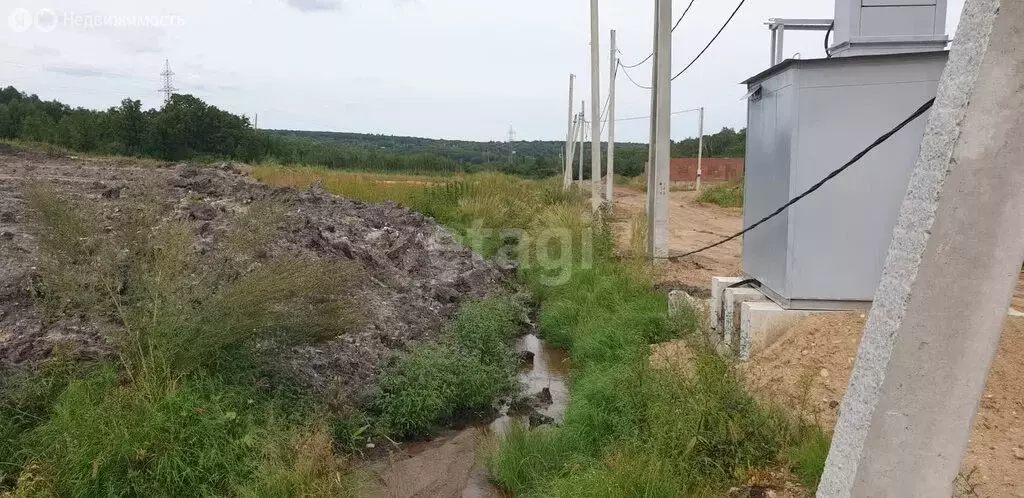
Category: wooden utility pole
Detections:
[
  {"x1": 647, "y1": 0, "x2": 672, "y2": 259},
  {"x1": 564, "y1": 74, "x2": 576, "y2": 189},
  {"x1": 606, "y1": 29, "x2": 617, "y2": 206},
  {"x1": 696, "y1": 107, "x2": 705, "y2": 192},
  {"x1": 589, "y1": 0, "x2": 602, "y2": 212}
]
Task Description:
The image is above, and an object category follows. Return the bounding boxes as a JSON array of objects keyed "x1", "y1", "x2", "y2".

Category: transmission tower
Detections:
[
  {"x1": 159, "y1": 59, "x2": 178, "y2": 105},
  {"x1": 507, "y1": 126, "x2": 516, "y2": 164}
]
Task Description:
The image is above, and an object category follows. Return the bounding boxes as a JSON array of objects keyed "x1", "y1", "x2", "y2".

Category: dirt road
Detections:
[
  {"x1": 611, "y1": 185, "x2": 1024, "y2": 311},
  {"x1": 610, "y1": 186, "x2": 743, "y2": 291}
]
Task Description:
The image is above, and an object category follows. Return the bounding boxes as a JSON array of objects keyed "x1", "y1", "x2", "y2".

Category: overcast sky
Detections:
[{"x1": 2, "y1": 0, "x2": 966, "y2": 142}]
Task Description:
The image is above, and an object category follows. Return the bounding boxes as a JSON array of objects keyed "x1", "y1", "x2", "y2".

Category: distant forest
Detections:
[{"x1": 0, "y1": 85, "x2": 745, "y2": 178}]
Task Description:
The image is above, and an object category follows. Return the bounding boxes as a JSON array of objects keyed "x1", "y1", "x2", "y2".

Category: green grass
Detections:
[
  {"x1": 696, "y1": 180, "x2": 744, "y2": 208},
  {"x1": 788, "y1": 429, "x2": 831, "y2": 491},
  {"x1": 374, "y1": 296, "x2": 524, "y2": 438},
  {"x1": 484, "y1": 221, "x2": 825, "y2": 496}
]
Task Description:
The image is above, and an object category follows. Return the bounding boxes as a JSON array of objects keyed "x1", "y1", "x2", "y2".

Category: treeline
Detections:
[{"x1": 0, "y1": 85, "x2": 745, "y2": 178}]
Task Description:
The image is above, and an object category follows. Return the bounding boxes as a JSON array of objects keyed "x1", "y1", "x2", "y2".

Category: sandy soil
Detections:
[
  {"x1": 1014, "y1": 272, "x2": 1024, "y2": 312},
  {"x1": 742, "y1": 315, "x2": 1024, "y2": 497},
  {"x1": 610, "y1": 186, "x2": 744, "y2": 290}
]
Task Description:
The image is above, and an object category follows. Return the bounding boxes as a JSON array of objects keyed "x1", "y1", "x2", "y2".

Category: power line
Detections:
[
  {"x1": 618, "y1": 60, "x2": 652, "y2": 90},
  {"x1": 602, "y1": 107, "x2": 701, "y2": 123},
  {"x1": 620, "y1": 0, "x2": 698, "y2": 69},
  {"x1": 668, "y1": 98, "x2": 936, "y2": 261},
  {"x1": 670, "y1": 0, "x2": 747, "y2": 81}
]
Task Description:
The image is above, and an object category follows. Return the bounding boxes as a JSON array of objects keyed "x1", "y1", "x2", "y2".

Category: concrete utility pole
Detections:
[
  {"x1": 578, "y1": 103, "x2": 585, "y2": 186},
  {"x1": 818, "y1": 0, "x2": 1024, "y2": 495},
  {"x1": 589, "y1": 0, "x2": 602, "y2": 212},
  {"x1": 696, "y1": 107, "x2": 704, "y2": 192},
  {"x1": 647, "y1": 0, "x2": 672, "y2": 259},
  {"x1": 564, "y1": 74, "x2": 576, "y2": 189},
  {"x1": 606, "y1": 29, "x2": 617, "y2": 206}
]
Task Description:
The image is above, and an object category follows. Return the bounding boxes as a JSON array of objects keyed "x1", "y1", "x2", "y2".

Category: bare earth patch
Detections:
[
  {"x1": 610, "y1": 185, "x2": 743, "y2": 290},
  {"x1": 741, "y1": 314, "x2": 1024, "y2": 498}
]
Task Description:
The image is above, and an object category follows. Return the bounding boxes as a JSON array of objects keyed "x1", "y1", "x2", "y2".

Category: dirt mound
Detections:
[
  {"x1": 741, "y1": 312, "x2": 1024, "y2": 497},
  {"x1": 0, "y1": 148, "x2": 504, "y2": 405}
]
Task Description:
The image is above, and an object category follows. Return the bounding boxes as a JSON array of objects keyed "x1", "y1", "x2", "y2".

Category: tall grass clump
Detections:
[
  {"x1": 696, "y1": 179, "x2": 744, "y2": 208},
  {"x1": 374, "y1": 295, "x2": 524, "y2": 438},
  {"x1": 0, "y1": 185, "x2": 365, "y2": 496}
]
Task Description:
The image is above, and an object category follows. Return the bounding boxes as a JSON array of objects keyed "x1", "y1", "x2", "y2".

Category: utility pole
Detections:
[
  {"x1": 564, "y1": 74, "x2": 576, "y2": 189},
  {"x1": 606, "y1": 29, "x2": 617, "y2": 206},
  {"x1": 696, "y1": 107, "x2": 705, "y2": 192},
  {"x1": 589, "y1": 0, "x2": 602, "y2": 212},
  {"x1": 647, "y1": 0, "x2": 672, "y2": 259},
  {"x1": 159, "y1": 59, "x2": 178, "y2": 106},
  {"x1": 578, "y1": 102, "x2": 585, "y2": 186}
]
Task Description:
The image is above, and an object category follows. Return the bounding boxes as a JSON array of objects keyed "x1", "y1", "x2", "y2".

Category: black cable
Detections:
[
  {"x1": 618, "y1": 61, "x2": 652, "y2": 90},
  {"x1": 824, "y1": 21, "x2": 835, "y2": 58},
  {"x1": 727, "y1": 279, "x2": 761, "y2": 289},
  {"x1": 668, "y1": 98, "x2": 936, "y2": 262},
  {"x1": 621, "y1": 0, "x2": 698, "y2": 69},
  {"x1": 670, "y1": 0, "x2": 747, "y2": 80}
]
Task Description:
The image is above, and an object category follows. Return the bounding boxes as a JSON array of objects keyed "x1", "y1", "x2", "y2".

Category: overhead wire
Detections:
[
  {"x1": 670, "y1": 0, "x2": 748, "y2": 80},
  {"x1": 618, "y1": 60, "x2": 652, "y2": 90},
  {"x1": 620, "y1": 0, "x2": 698, "y2": 69},
  {"x1": 668, "y1": 98, "x2": 937, "y2": 261}
]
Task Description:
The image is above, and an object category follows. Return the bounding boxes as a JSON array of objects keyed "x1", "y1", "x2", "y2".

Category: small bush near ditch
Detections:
[
  {"x1": 696, "y1": 180, "x2": 744, "y2": 208},
  {"x1": 374, "y1": 296, "x2": 524, "y2": 438}
]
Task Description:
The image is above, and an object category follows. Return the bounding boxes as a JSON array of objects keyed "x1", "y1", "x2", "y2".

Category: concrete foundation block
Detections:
[
  {"x1": 709, "y1": 276, "x2": 743, "y2": 338},
  {"x1": 723, "y1": 287, "x2": 767, "y2": 350},
  {"x1": 739, "y1": 301, "x2": 814, "y2": 361}
]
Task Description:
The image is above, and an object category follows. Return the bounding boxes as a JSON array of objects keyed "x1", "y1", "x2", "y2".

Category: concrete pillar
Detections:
[
  {"x1": 723, "y1": 287, "x2": 765, "y2": 349},
  {"x1": 647, "y1": 0, "x2": 672, "y2": 259},
  {"x1": 818, "y1": 0, "x2": 1024, "y2": 495}
]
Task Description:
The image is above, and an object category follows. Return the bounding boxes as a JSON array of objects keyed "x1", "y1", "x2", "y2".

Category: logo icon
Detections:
[
  {"x1": 8, "y1": 8, "x2": 33, "y2": 32},
  {"x1": 35, "y1": 8, "x2": 58, "y2": 32}
]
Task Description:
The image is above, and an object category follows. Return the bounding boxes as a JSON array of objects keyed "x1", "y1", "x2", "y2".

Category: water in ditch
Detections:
[{"x1": 368, "y1": 333, "x2": 569, "y2": 497}]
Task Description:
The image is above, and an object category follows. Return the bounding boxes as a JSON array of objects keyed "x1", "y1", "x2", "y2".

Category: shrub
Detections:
[
  {"x1": 374, "y1": 296, "x2": 523, "y2": 438},
  {"x1": 696, "y1": 180, "x2": 744, "y2": 208}
]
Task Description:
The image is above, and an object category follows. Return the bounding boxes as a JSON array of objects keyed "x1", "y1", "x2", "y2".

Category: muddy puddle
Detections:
[{"x1": 367, "y1": 334, "x2": 569, "y2": 498}]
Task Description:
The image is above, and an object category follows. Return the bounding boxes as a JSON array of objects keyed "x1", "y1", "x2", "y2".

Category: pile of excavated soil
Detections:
[
  {"x1": 741, "y1": 313, "x2": 1024, "y2": 497},
  {"x1": 0, "y1": 149, "x2": 506, "y2": 405}
]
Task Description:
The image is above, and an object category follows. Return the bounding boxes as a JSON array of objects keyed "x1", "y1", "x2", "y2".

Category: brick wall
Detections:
[{"x1": 669, "y1": 158, "x2": 744, "y2": 182}]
